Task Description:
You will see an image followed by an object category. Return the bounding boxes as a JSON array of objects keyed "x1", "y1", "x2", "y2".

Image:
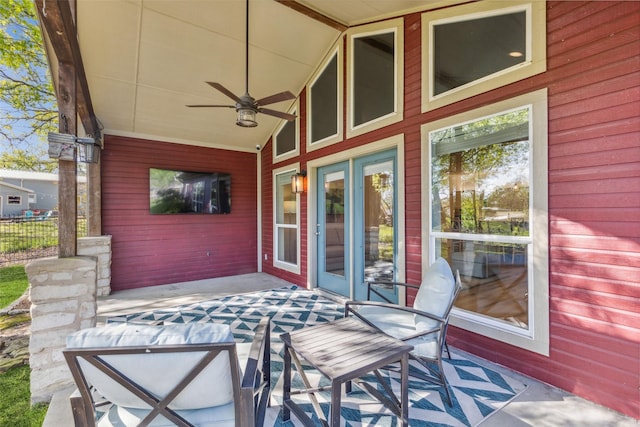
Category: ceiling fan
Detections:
[{"x1": 187, "y1": 0, "x2": 297, "y2": 127}]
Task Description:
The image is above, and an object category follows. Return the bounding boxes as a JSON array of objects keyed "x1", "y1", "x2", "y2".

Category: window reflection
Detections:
[
  {"x1": 431, "y1": 107, "x2": 531, "y2": 328},
  {"x1": 363, "y1": 162, "x2": 394, "y2": 284}
]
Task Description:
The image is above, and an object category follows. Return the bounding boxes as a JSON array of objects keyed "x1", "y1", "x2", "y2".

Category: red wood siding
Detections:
[
  {"x1": 259, "y1": 1, "x2": 639, "y2": 418},
  {"x1": 444, "y1": 2, "x2": 640, "y2": 418},
  {"x1": 102, "y1": 135, "x2": 257, "y2": 291}
]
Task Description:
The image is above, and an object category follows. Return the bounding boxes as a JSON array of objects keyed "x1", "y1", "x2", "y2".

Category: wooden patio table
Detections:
[{"x1": 280, "y1": 317, "x2": 413, "y2": 427}]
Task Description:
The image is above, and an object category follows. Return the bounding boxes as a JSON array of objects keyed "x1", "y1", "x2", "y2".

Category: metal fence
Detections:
[{"x1": 0, "y1": 217, "x2": 87, "y2": 266}]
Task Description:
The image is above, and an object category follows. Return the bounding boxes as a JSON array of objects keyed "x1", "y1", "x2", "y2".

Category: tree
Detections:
[
  {"x1": 0, "y1": 148, "x2": 56, "y2": 172},
  {"x1": 0, "y1": 0, "x2": 57, "y2": 149}
]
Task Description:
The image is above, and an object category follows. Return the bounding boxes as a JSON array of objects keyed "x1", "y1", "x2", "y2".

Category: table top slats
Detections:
[{"x1": 281, "y1": 317, "x2": 413, "y2": 381}]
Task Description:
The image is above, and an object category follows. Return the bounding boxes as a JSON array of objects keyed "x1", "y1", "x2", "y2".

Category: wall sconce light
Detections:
[
  {"x1": 236, "y1": 108, "x2": 258, "y2": 127},
  {"x1": 76, "y1": 137, "x2": 100, "y2": 163},
  {"x1": 291, "y1": 170, "x2": 306, "y2": 194},
  {"x1": 47, "y1": 132, "x2": 100, "y2": 163}
]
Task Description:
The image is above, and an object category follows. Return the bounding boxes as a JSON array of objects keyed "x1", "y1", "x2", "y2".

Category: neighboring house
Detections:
[
  {"x1": 0, "y1": 169, "x2": 87, "y2": 217},
  {"x1": 38, "y1": 0, "x2": 639, "y2": 420},
  {"x1": 0, "y1": 169, "x2": 58, "y2": 217},
  {"x1": 0, "y1": 180, "x2": 36, "y2": 218}
]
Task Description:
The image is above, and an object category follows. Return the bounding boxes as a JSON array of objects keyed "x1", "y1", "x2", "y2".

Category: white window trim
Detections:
[
  {"x1": 307, "y1": 44, "x2": 344, "y2": 152},
  {"x1": 347, "y1": 18, "x2": 404, "y2": 139},
  {"x1": 273, "y1": 163, "x2": 301, "y2": 274},
  {"x1": 272, "y1": 100, "x2": 300, "y2": 163},
  {"x1": 421, "y1": 1, "x2": 546, "y2": 112},
  {"x1": 421, "y1": 89, "x2": 549, "y2": 355},
  {"x1": 7, "y1": 195, "x2": 22, "y2": 205}
]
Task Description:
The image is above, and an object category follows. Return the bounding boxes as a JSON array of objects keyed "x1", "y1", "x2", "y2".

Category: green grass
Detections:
[
  {"x1": 0, "y1": 266, "x2": 29, "y2": 309},
  {"x1": 0, "y1": 366, "x2": 48, "y2": 427},
  {"x1": 0, "y1": 218, "x2": 87, "y2": 254},
  {"x1": 0, "y1": 266, "x2": 47, "y2": 426}
]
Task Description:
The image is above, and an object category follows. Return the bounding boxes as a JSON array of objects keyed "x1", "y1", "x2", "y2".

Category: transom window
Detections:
[
  {"x1": 422, "y1": 1, "x2": 546, "y2": 112},
  {"x1": 347, "y1": 19, "x2": 404, "y2": 138},
  {"x1": 308, "y1": 47, "x2": 341, "y2": 148},
  {"x1": 433, "y1": 10, "x2": 526, "y2": 96},
  {"x1": 273, "y1": 103, "x2": 299, "y2": 162}
]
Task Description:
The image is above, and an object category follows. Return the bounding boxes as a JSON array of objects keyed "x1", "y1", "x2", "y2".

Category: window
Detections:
[
  {"x1": 347, "y1": 19, "x2": 404, "y2": 138},
  {"x1": 28, "y1": 194, "x2": 36, "y2": 203},
  {"x1": 8, "y1": 195, "x2": 21, "y2": 205},
  {"x1": 307, "y1": 46, "x2": 343, "y2": 149},
  {"x1": 273, "y1": 101, "x2": 299, "y2": 162},
  {"x1": 422, "y1": 1, "x2": 546, "y2": 111},
  {"x1": 421, "y1": 89, "x2": 548, "y2": 355},
  {"x1": 273, "y1": 166, "x2": 300, "y2": 273}
]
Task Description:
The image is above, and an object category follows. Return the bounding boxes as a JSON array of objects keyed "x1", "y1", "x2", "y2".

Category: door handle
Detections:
[{"x1": 315, "y1": 223, "x2": 321, "y2": 236}]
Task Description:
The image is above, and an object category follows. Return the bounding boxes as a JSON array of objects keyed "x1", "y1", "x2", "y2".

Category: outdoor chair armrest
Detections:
[
  {"x1": 346, "y1": 300, "x2": 446, "y2": 324},
  {"x1": 345, "y1": 300, "x2": 446, "y2": 343},
  {"x1": 241, "y1": 316, "x2": 270, "y2": 390},
  {"x1": 239, "y1": 316, "x2": 271, "y2": 427},
  {"x1": 364, "y1": 280, "x2": 421, "y2": 302}
]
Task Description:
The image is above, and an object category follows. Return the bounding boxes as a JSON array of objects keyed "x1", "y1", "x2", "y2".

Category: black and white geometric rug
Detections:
[{"x1": 111, "y1": 286, "x2": 526, "y2": 426}]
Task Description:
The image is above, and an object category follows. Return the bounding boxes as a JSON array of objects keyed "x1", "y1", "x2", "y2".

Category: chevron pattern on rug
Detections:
[{"x1": 112, "y1": 286, "x2": 526, "y2": 426}]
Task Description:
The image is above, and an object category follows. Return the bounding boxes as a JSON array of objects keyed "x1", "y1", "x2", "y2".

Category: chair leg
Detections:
[
  {"x1": 409, "y1": 356, "x2": 453, "y2": 407},
  {"x1": 435, "y1": 358, "x2": 453, "y2": 407}
]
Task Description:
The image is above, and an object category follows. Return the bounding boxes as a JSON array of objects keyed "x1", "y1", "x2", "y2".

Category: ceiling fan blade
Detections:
[
  {"x1": 206, "y1": 82, "x2": 242, "y2": 103},
  {"x1": 259, "y1": 108, "x2": 297, "y2": 121},
  {"x1": 255, "y1": 91, "x2": 296, "y2": 106},
  {"x1": 186, "y1": 104, "x2": 235, "y2": 108}
]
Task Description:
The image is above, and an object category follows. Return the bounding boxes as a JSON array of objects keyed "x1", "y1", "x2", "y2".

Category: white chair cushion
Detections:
[
  {"x1": 356, "y1": 306, "x2": 439, "y2": 359},
  {"x1": 357, "y1": 306, "x2": 416, "y2": 340},
  {"x1": 97, "y1": 403, "x2": 236, "y2": 427},
  {"x1": 414, "y1": 257, "x2": 455, "y2": 333},
  {"x1": 66, "y1": 323, "x2": 235, "y2": 410}
]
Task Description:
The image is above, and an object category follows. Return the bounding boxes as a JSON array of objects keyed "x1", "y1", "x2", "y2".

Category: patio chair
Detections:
[
  {"x1": 63, "y1": 317, "x2": 271, "y2": 427},
  {"x1": 345, "y1": 257, "x2": 461, "y2": 406}
]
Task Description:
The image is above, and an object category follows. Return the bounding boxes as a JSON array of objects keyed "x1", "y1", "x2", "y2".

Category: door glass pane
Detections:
[
  {"x1": 353, "y1": 32, "x2": 395, "y2": 127},
  {"x1": 310, "y1": 54, "x2": 338, "y2": 142},
  {"x1": 324, "y1": 171, "x2": 345, "y2": 277},
  {"x1": 363, "y1": 161, "x2": 394, "y2": 283},
  {"x1": 433, "y1": 11, "x2": 526, "y2": 96}
]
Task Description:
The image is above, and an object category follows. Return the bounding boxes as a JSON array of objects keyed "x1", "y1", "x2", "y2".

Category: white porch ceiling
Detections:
[{"x1": 72, "y1": 0, "x2": 451, "y2": 153}]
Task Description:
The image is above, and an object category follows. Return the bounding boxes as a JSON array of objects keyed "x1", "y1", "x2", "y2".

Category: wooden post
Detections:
[
  {"x1": 36, "y1": 0, "x2": 103, "y2": 242},
  {"x1": 57, "y1": 62, "x2": 77, "y2": 257},
  {"x1": 87, "y1": 162, "x2": 101, "y2": 236}
]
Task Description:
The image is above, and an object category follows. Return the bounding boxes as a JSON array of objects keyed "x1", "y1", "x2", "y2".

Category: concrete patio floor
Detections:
[{"x1": 43, "y1": 273, "x2": 637, "y2": 427}]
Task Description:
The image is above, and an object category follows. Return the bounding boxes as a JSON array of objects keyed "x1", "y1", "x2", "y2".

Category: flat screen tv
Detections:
[{"x1": 149, "y1": 168, "x2": 231, "y2": 214}]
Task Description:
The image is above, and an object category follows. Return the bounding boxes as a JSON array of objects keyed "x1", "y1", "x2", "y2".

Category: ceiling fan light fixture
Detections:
[{"x1": 236, "y1": 108, "x2": 257, "y2": 127}]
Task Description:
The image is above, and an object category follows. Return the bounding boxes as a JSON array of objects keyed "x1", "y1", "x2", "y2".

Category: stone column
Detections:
[
  {"x1": 78, "y1": 235, "x2": 112, "y2": 296},
  {"x1": 26, "y1": 256, "x2": 97, "y2": 404}
]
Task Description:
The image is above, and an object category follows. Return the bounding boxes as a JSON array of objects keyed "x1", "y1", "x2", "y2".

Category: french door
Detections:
[
  {"x1": 316, "y1": 150, "x2": 398, "y2": 302},
  {"x1": 316, "y1": 162, "x2": 350, "y2": 295}
]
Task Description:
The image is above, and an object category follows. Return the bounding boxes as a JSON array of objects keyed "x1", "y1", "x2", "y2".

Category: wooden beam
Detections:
[
  {"x1": 57, "y1": 61, "x2": 77, "y2": 257},
  {"x1": 36, "y1": 0, "x2": 103, "y2": 238},
  {"x1": 274, "y1": 0, "x2": 348, "y2": 32},
  {"x1": 34, "y1": 0, "x2": 101, "y2": 140}
]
